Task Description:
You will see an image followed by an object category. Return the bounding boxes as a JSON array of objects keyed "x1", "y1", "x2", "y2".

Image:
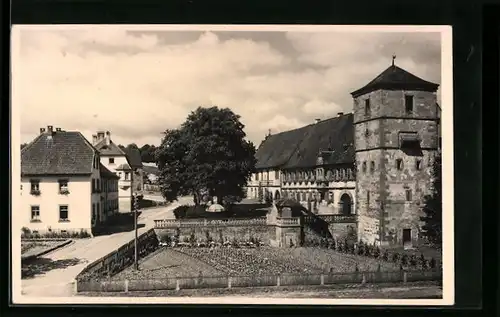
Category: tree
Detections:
[
  {"x1": 140, "y1": 144, "x2": 158, "y2": 163},
  {"x1": 420, "y1": 153, "x2": 442, "y2": 246},
  {"x1": 156, "y1": 106, "x2": 257, "y2": 206}
]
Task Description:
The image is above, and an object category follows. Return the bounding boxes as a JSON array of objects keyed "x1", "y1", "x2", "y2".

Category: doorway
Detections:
[{"x1": 402, "y1": 228, "x2": 412, "y2": 249}]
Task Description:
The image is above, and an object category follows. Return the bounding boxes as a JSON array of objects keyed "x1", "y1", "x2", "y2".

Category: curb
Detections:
[{"x1": 22, "y1": 239, "x2": 73, "y2": 262}]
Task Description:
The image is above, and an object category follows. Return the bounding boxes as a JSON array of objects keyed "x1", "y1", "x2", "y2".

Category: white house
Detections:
[
  {"x1": 92, "y1": 131, "x2": 133, "y2": 213},
  {"x1": 20, "y1": 126, "x2": 119, "y2": 235}
]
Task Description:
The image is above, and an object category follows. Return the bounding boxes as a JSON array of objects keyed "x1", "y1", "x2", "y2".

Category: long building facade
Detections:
[{"x1": 247, "y1": 62, "x2": 441, "y2": 247}]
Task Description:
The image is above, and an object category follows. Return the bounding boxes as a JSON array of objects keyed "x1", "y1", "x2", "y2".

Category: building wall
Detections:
[
  {"x1": 100, "y1": 155, "x2": 133, "y2": 213},
  {"x1": 354, "y1": 89, "x2": 439, "y2": 246},
  {"x1": 91, "y1": 166, "x2": 101, "y2": 226},
  {"x1": 21, "y1": 175, "x2": 93, "y2": 233}
]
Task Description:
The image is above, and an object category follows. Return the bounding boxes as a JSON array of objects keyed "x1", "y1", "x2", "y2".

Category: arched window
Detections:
[{"x1": 340, "y1": 193, "x2": 352, "y2": 215}]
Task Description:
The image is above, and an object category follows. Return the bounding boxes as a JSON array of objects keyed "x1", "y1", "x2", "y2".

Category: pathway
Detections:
[{"x1": 20, "y1": 196, "x2": 192, "y2": 298}]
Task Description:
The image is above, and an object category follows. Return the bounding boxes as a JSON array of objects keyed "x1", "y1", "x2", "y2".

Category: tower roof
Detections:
[{"x1": 350, "y1": 64, "x2": 439, "y2": 98}]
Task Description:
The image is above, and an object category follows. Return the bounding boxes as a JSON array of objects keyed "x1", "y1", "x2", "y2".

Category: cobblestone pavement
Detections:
[{"x1": 19, "y1": 197, "x2": 192, "y2": 299}]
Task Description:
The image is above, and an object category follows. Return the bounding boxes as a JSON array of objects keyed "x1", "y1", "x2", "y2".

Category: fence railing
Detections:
[
  {"x1": 275, "y1": 217, "x2": 301, "y2": 226},
  {"x1": 76, "y1": 269, "x2": 442, "y2": 293},
  {"x1": 303, "y1": 214, "x2": 358, "y2": 224},
  {"x1": 154, "y1": 217, "x2": 268, "y2": 229}
]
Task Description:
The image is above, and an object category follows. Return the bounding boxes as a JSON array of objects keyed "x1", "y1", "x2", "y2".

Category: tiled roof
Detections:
[
  {"x1": 351, "y1": 64, "x2": 439, "y2": 98},
  {"x1": 255, "y1": 114, "x2": 354, "y2": 170},
  {"x1": 116, "y1": 163, "x2": 132, "y2": 171},
  {"x1": 94, "y1": 139, "x2": 127, "y2": 156},
  {"x1": 21, "y1": 131, "x2": 96, "y2": 176},
  {"x1": 122, "y1": 147, "x2": 143, "y2": 169},
  {"x1": 100, "y1": 163, "x2": 119, "y2": 179}
]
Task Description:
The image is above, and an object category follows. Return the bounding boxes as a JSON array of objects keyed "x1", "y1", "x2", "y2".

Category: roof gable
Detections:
[
  {"x1": 94, "y1": 139, "x2": 127, "y2": 156},
  {"x1": 255, "y1": 114, "x2": 355, "y2": 170},
  {"x1": 21, "y1": 131, "x2": 95, "y2": 175},
  {"x1": 351, "y1": 64, "x2": 439, "y2": 98}
]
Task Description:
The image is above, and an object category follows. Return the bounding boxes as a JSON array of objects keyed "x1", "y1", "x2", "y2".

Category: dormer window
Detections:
[
  {"x1": 396, "y1": 159, "x2": 403, "y2": 170},
  {"x1": 362, "y1": 162, "x2": 367, "y2": 173},
  {"x1": 364, "y1": 98, "x2": 371, "y2": 115},
  {"x1": 405, "y1": 95, "x2": 414, "y2": 114}
]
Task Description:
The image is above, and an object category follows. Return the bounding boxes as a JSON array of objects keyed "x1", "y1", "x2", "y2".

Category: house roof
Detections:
[
  {"x1": 21, "y1": 131, "x2": 96, "y2": 176},
  {"x1": 143, "y1": 165, "x2": 160, "y2": 175},
  {"x1": 122, "y1": 147, "x2": 143, "y2": 169},
  {"x1": 100, "y1": 163, "x2": 119, "y2": 179},
  {"x1": 116, "y1": 163, "x2": 132, "y2": 171},
  {"x1": 255, "y1": 114, "x2": 355, "y2": 170},
  {"x1": 351, "y1": 64, "x2": 439, "y2": 98},
  {"x1": 94, "y1": 139, "x2": 127, "y2": 157}
]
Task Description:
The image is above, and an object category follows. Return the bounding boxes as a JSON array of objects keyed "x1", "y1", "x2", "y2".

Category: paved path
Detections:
[{"x1": 21, "y1": 197, "x2": 193, "y2": 298}]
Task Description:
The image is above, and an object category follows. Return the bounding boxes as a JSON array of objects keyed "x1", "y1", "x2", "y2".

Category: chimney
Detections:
[
  {"x1": 105, "y1": 131, "x2": 111, "y2": 145},
  {"x1": 337, "y1": 112, "x2": 344, "y2": 117},
  {"x1": 47, "y1": 125, "x2": 53, "y2": 133},
  {"x1": 56, "y1": 127, "x2": 61, "y2": 132},
  {"x1": 97, "y1": 131, "x2": 105, "y2": 142},
  {"x1": 92, "y1": 134, "x2": 98, "y2": 144},
  {"x1": 315, "y1": 118, "x2": 321, "y2": 124},
  {"x1": 40, "y1": 128, "x2": 46, "y2": 134}
]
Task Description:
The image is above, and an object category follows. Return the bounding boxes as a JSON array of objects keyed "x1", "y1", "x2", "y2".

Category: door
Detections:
[{"x1": 402, "y1": 229, "x2": 412, "y2": 249}]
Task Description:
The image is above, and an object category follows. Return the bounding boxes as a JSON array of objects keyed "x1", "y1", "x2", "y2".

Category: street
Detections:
[{"x1": 20, "y1": 196, "x2": 192, "y2": 297}]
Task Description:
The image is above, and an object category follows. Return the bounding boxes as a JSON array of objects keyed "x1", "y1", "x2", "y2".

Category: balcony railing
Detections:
[
  {"x1": 303, "y1": 214, "x2": 358, "y2": 224},
  {"x1": 275, "y1": 217, "x2": 301, "y2": 226}
]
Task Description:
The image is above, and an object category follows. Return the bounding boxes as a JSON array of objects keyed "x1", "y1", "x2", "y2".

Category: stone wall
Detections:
[{"x1": 155, "y1": 225, "x2": 274, "y2": 245}]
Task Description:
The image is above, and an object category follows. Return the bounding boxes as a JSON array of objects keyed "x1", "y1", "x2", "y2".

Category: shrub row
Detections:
[
  {"x1": 306, "y1": 237, "x2": 441, "y2": 271},
  {"x1": 21, "y1": 227, "x2": 91, "y2": 239},
  {"x1": 158, "y1": 229, "x2": 264, "y2": 248}
]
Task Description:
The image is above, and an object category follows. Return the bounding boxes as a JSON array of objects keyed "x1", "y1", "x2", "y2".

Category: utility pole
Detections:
[{"x1": 133, "y1": 193, "x2": 139, "y2": 270}]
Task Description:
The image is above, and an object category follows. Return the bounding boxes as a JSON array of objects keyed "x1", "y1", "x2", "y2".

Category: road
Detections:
[{"x1": 20, "y1": 196, "x2": 193, "y2": 298}]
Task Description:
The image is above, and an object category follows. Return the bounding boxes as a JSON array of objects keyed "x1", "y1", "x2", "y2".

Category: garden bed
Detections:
[{"x1": 113, "y1": 247, "x2": 400, "y2": 280}]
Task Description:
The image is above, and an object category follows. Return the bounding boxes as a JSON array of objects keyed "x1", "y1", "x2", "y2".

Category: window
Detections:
[
  {"x1": 362, "y1": 162, "x2": 367, "y2": 173},
  {"x1": 274, "y1": 170, "x2": 279, "y2": 180},
  {"x1": 405, "y1": 189, "x2": 412, "y2": 201},
  {"x1": 405, "y1": 95, "x2": 414, "y2": 114},
  {"x1": 96, "y1": 179, "x2": 100, "y2": 192},
  {"x1": 365, "y1": 129, "x2": 370, "y2": 138},
  {"x1": 59, "y1": 205, "x2": 69, "y2": 221},
  {"x1": 30, "y1": 180, "x2": 40, "y2": 192},
  {"x1": 370, "y1": 161, "x2": 375, "y2": 174},
  {"x1": 255, "y1": 173, "x2": 259, "y2": 181},
  {"x1": 92, "y1": 179, "x2": 96, "y2": 193},
  {"x1": 416, "y1": 159, "x2": 422, "y2": 170},
  {"x1": 364, "y1": 98, "x2": 371, "y2": 115},
  {"x1": 109, "y1": 157, "x2": 115, "y2": 164},
  {"x1": 58, "y1": 179, "x2": 68, "y2": 193},
  {"x1": 367, "y1": 191, "x2": 370, "y2": 206},
  {"x1": 396, "y1": 159, "x2": 403, "y2": 170},
  {"x1": 31, "y1": 206, "x2": 40, "y2": 221},
  {"x1": 125, "y1": 172, "x2": 129, "y2": 180}
]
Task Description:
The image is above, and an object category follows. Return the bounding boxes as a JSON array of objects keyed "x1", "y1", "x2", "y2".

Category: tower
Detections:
[{"x1": 351, "y1": 58, "x2": 440, "y2": 247}]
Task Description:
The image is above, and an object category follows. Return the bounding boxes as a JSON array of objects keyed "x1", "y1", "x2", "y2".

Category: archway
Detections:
[
  {"x1": 275, "y1": 190, "x2": 281, "y2": 200},
  {"x1": 340, "y1": 193, "x2": 352, "y2": 215}
]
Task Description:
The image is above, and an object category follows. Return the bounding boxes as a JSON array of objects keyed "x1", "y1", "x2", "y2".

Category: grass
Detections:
[
  {"x1": 21, "y1": 241, "x2": 65, "y2": 257},
  {"x1": 113, "y1": 247, "x2": 399, "y2": 281},
  {"x1": 78, "y1": 281, "x2": 443, "y2": 298}
]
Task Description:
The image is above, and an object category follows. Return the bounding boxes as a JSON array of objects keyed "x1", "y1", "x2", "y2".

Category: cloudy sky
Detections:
[{"x1": 14, "y1": 26, "x2": 442, "y2": 147}]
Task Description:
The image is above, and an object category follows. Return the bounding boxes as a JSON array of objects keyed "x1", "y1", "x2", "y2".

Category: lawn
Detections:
[
  {"x1": 113, "y1": 247, "x2": 400, "y2": 280},
  {"x1": 21, "y1": 241, "x2": 65, "y2": 258}
]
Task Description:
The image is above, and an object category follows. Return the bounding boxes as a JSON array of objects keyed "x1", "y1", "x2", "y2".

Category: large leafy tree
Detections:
[
  {"x1": 420, "y1": 153, "x2": 442, "y2": 246},
  {"x1": 156, "y1": 106, "x2": 257, "y2": 206},
  {"x1": 139, "y1": 144, "x2": 158, "y2": 163}
]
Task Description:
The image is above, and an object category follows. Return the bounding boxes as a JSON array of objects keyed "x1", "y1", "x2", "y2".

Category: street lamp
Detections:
[{"x1": 133, "y1": 193, "x2": 140, "y2": 270}]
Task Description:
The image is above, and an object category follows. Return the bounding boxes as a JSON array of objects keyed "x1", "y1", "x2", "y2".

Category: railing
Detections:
[
  {"x1": 275, "y1": 217, "x2": 301, "y2": 226},
  {"x1": 154, "y1": 217, "x2": 268, "y2": 229},
  {"x1": 303, "y1": 214, "x2": 358, "y2": 224},
  {"x1": 76, "y1": 269, "x2": 443, "y2": 293}
]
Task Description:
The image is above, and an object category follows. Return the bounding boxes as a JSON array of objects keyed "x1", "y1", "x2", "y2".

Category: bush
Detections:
[
  {"x1": 382, "y1": 250, "x2": 389, "y2": 261},
  {"x1": 429, "y1": 257, "x2": 436, "y2": 270},
  {"x1": 173, "y1": 205, "x2": 189, "y2": 219},
  {"x1": 373, "y1": 246, "x2": 381, "y2": 258},
  {"x1": 392, "y1": 252, "x2": 400, "y2": 263},
  {"x1": 401, "y1": 254, "x2": 408, "y2": 266},
  {"x1": 409, "y1": 255, "x2": 418, "y2": 267}
]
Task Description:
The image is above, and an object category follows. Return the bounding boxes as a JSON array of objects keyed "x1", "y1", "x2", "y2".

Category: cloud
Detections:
[{"x1": 15, "y1": 27, "x2": 442, "y2": 148}]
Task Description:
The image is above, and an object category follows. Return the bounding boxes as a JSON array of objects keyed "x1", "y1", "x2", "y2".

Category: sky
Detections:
[{"x1": 14, "y1": 26, "x2": 442, "y2": 147}]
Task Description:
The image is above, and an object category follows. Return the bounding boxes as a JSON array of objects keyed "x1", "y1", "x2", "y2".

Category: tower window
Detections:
[
  {"x1": 362, "y1": 161, "x2": 367, "y2": 173},
  {"x1": 396, "y1": 159, "x2": 403, "y2": 170},
  {"x1": 405, "y1": 189, "x2": 412, "y2": 201},
  {"x1": 364, "y1": 99, "x2": 371, "y2": 115},
  {"x1": 405, "y1": 95, "x2": 414, "y2": 114},
  {"x1": 365, "y1": 129, "x2": 370, "y2": 138},
  {"x1": 370, "y1": 161, "x2": 375, "y2": 173},
  {"x1": 416, "y1": 159, "x2": 422, "y2": 170}
]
